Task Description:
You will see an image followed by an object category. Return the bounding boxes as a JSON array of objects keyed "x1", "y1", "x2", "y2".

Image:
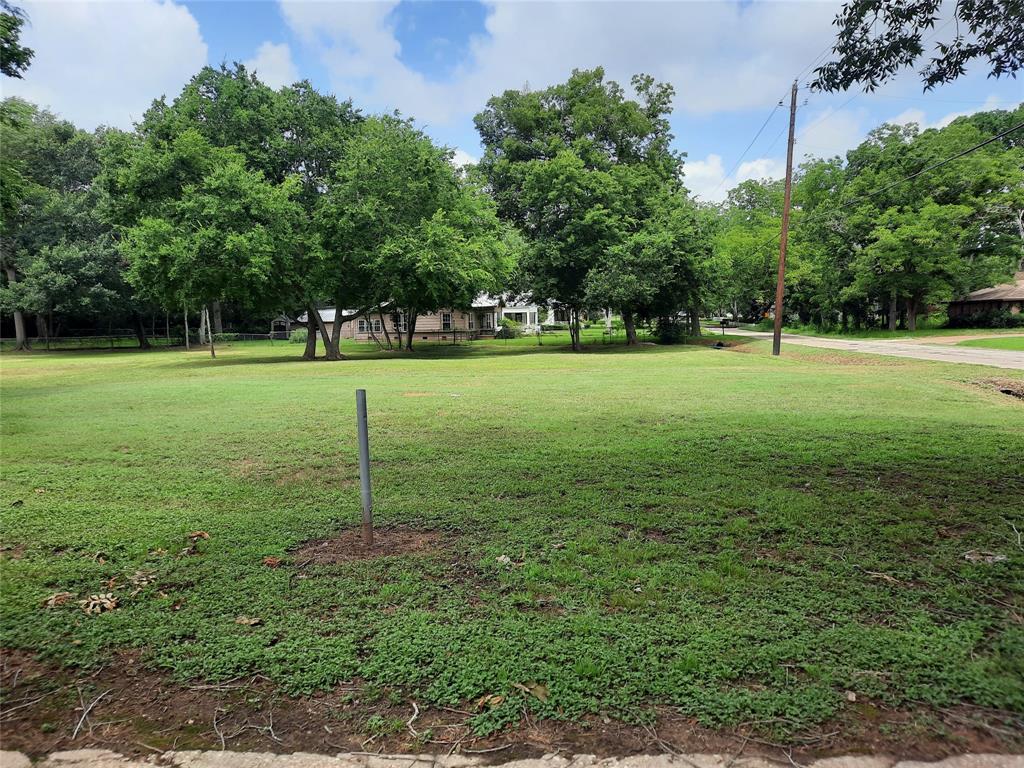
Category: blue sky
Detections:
[{"x1": 4, "y1": 0, "x2": 1020, "y2": 201}]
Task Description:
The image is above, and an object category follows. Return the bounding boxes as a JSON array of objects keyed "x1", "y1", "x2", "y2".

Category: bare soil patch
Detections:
[
  {"x1": 974, "y1": 378, "x2": 1024, "y2": 400},
  {"x1": 1, "y1": 649, "x2": 1019, "y2": 762},
  {"x1": 292, "y1": 526, "x2": 443, "y2": 564}
]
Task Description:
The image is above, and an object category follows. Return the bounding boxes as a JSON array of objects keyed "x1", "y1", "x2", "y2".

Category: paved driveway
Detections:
[{"x1": 721, "y1": 329, "x2": 1024, "y2": 370}]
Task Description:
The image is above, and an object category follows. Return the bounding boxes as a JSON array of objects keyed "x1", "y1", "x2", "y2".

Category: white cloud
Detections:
[
  {"x1": 737, "y1": 158, "x2": 786, "y2": 182},
  {"x1": 243, "y1": 42, "x2": 298, "y2": 90},
  {"x1": 684, "y1": 153, "x2": 727, "y2": 200},
  {"x1": 796, "y1": 106, "x2": 868, "y2": 159},
  {"x1": 889, "y1": 107, "x2": 928, "y2": 128},
  {"x1": 686, "y1": 153, "x2": 785, "y2": 202},
  {"x1": 1, "y1": 0, "x2": 207, "y2": 129},
  {"x1": 450, "y1": 148, "x2": 478, "y2": 167},
  {"x1": 279, "y1": 0, "x2": 845, "y2": 128}
]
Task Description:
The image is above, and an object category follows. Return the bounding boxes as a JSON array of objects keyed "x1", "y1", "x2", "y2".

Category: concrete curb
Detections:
[{"x1": 3, "y1": 751, "x2": 1022, "y2": 768}]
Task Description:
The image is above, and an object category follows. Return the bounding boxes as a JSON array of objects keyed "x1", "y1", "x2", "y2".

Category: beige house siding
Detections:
[{"x1": 324, "y1": 308, "x2": 500, "y2": 342}]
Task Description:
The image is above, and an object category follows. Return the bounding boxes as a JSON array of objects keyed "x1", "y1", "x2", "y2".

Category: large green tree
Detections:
[
  {"x1": 103, "y1": 64, "x2": 362, "y2": 358},
  {"x1": 317, "y1": 115, "x2": 514, "y2": 353},
  {"x1": 1, "y1": 102, "x2": 151, "y2": 349},
  {"x1": 719, "y1": 106, "x2": 1024, "y2": 333},
  {"x1": 475, "y1": 68, "x2": 690, "y2": 349}
]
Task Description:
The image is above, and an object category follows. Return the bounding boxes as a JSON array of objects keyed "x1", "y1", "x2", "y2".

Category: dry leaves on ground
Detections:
[
  {"x1": 42, "y1": 592, "x2": 74, "y2": 608},
  {"x1": 79, "y1": 593, "x2": 118, "y2": 614}
]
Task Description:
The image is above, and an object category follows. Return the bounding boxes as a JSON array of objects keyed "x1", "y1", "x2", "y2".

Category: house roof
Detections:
[
  {"x1": 472, "y1": 293, "x2": 500, "y2": 308},
  {"x1": 295, "y1": 308, "x2": 358, "y2": 323},
  {"x1": 951, "y1": 272, "x2": 1024, "y2": 304}
]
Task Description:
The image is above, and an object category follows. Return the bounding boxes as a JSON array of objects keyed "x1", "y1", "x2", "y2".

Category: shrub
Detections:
[
  {"x1": 947, "y1": 309, "x2": 1024, "y2": 329},
  {"x1": 495, "y1": 318, "x2": 523, "y2": 338},
  {"x1": 289, "y1": 327, "x2": 309, "y2": 344},
  {"x1": 654, "y1": 317, "x2": 684, "y2": 344},
  {"x1": 213, "y1": 332, "x2": 239, "y2": 343}
]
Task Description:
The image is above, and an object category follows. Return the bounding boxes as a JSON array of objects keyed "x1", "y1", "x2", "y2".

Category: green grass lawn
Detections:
[
  {"x1": 956, "y1": 336, "x2": 1024, "y2": 351},
  {"x1": 2, "y1": 338, "x2": 1022, "y2": 743}
]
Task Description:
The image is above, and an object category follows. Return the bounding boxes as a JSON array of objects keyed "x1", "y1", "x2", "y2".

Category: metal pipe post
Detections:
[{"x1": 355, "y1": 389, "x2": 374, "y2": 545}]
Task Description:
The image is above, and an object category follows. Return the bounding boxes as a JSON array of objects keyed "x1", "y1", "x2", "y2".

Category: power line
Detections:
[
  {"x1": 847, "y1": 119, "x2": 1024, "y2": 205},
  {"x1": 728, "y1": 119, "x2": 1024, "y2": 264},
  {"x1": 704, "y1": 95, "x2": 787, "y2": 199}
]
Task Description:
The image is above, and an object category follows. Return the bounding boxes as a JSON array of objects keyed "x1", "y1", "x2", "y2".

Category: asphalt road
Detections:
[{"x1": 720, "y1": 328, "x2": 1024, "y2": 370}]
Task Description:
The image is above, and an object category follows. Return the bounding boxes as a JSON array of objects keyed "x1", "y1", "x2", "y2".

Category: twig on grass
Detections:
[
  {"x1": 783, "y1": 748, "x2": 806, "y2": 768},
  {"x1": 407, "y1": 700, "x2": 420, "y2": 737},
  {"x1": 0, "y1": 685, "x2": 71, "y2": 721},
  {"x1": 462, "y1": 744, "x2": 514, "y2": 754},
  {"x1": 640, "y1": 725, "x2": 703, "y2": 768},
  {"x1": 724, "y1": 734, "x2": 750, "y2": 768},
  {"x1": 446, "y1": 733, "x2": 467, "y2": 755},
  {"x1": 72, "y1": 688, "x2": 111, "y2": 739},
  {"x1": 213, "y1": 707, "x2": 226, "y2": 750}
]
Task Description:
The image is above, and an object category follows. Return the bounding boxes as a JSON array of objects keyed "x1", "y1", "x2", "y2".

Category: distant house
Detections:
[
  {"x1": 296, "y1": 294, "x2": 555, "y2": 343},
  {"x1": 947, "y1": 272, "x2": 1024, "y2": 320},
  {"x1": 296, "y1": 297, "x2": 500, "y2": 343}
]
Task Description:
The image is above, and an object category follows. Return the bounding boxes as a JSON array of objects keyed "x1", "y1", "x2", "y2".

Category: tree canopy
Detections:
[
  {"x1": 475, "y1": 68, "x2": 711, "y2": 349},
  {"x1": 813, "y1": 0, "x2": 1024, "y2": 92},
  {"x1": 710, "y1": 104, "x2": 1024, "y2": 331}
]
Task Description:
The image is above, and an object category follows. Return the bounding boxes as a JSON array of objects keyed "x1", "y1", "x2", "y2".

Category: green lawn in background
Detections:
[
  {"x1": 956, "y1": 336, "x2": 1024, "y2": 351},
  {"x1": 740, "y1": 322, "x2": 1024, "y2": 340},
  {"x1": 1, "y1": 337, "x2": 1022, "y2": 739}
]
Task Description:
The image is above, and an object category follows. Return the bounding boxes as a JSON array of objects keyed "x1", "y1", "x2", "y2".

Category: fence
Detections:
[{"x1": 0, "y1": 331, "x2": 293, "y2": 351}]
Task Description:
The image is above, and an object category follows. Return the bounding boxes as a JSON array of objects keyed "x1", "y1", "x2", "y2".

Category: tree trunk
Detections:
[
  {"x1": 132, "y1": 311, "x2": 151, "y2": 349},
  {"x1": 3, "y1": 266, "x2": 29, "y2": 350},
  {"x1": 568, "y1": 307, "x2": 582, "y2": 351},
  {"x1": 36, "y1": 313, "x2": 48, "y2": 340},
  {"x1": 183, "y1": 305, "x2": 190, "y2": 350},
  {"x1": 405, "y1": 311, "x2": 418, "y2": 350},
  {"x1": 198, "y1": 305, "x2": 208, "y2": 345},
  {"x1": 888, "y1": 289, "x2": 898, "y2": 331},
  {"x1": 688, "y1": 306, "x2": 701, "y2": 336},
  {"x1": 379, "y1": 310, "x2": 393, "y2": 350},
  {"x1": 622, "y1": 309, "x2": 638, "y2": 345},
  {"x1": 165, "y1": 312, "x2": 170, "y2": 345},
  {"x1": 330, "y1": 309, "x2": 344, "y2": 355},
  {"x1": 206, "y1": 306, "x2": 216, "y2": 358},
  {"x1": 906, "y1": 297, "x2": 918, "y2": 332},
  {"x1": 302, "y1": 305, "x2": 317, "y2": 360},
  {"x1": 311, "y1": 308, "x2": 340, "y2": 360},
  {"x1": 212, "y1": 301, "x2": 223, "y2": 334}
]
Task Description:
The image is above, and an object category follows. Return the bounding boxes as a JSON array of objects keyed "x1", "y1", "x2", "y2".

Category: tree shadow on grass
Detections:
[{"x1": 158, "y1": 337, "x2": 728, "y2": 367}]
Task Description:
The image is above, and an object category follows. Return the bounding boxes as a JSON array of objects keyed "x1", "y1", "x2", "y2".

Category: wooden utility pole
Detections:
[{"x1": 772, "y1": 80, "x2": 798, "y2": 357}]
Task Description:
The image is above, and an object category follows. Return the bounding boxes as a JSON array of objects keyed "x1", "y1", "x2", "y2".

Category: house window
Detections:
[
  {"x1": 483, "y1": 314, "x2": 493, "y2": 329},
  {"x1": 395, "y1": 313, "x2": 408, "y2": 332},
  {"x1": 441, "y1": 312, "x2": 452, "y2": 331},
  {"x1": 371, "y1": 318, "x2": 382, "y2": 334},
  {"x1": 357, "y1": 319, "x2": 367, "y2": 333},
  {"x1": 468, "y1": 314, "x2": 475, "y2": 330}
]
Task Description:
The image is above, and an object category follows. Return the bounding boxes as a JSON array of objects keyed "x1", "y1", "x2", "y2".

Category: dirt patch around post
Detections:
[{"x1": 292, "y1": 526, "x2": 443, "y2": 564}]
